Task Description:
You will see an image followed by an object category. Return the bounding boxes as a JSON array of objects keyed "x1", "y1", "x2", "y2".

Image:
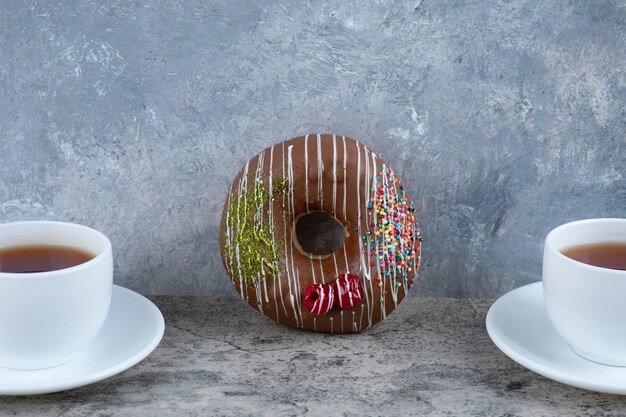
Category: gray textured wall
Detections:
[{"x1": 0, "y1": 1, "x2": 624, "y2": 297}]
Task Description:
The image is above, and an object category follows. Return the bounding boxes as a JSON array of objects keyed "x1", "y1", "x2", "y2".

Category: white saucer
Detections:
[
  {"x1": 0, "y1": 285, "x2": 165, "y2": 395},
  {"x1": 487, "y1": 282, "x2": 626, "y2": 395}
]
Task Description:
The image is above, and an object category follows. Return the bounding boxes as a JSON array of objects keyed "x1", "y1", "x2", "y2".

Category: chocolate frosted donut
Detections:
[{"x1": 220, "y1": 134, "x2": 422, "y2": 333}]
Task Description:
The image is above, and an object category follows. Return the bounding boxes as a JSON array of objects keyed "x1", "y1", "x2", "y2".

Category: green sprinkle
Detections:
[
  {"x1": 225, "y1": 176, "x2": 289, "y2": 287},
  {"x1": 273, "y1": 177, "x2": 289, "y2": 196}
]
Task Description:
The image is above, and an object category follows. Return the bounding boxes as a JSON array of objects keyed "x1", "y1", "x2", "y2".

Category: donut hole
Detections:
[{"x1": 293, "y1": 211, "x2": 347, "y2": 259}]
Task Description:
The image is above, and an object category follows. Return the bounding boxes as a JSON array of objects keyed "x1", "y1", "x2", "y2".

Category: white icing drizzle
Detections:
[
  {"x1": 364, "y1": 146, "x2": 372, "y2": 281},
  {"x1": 294, "y1": 268, "x2": 303, "y2": 327},
  {"x1": 304, "y1": 134, "x2": 309, "y2": 213},
  {"x1": 380, "y1": 164, "x2": 389, "y2": 321},
  {"x1": 315, "y1": 135, "x2": 327, "y2": 285},
  {"x1": 360, "y1": 303, "x2": 364, "y2": 329},
  {"x1": 318, "y1": 259, "x2": 326, "y2": 284},
  {"x1": 310, "y1": 258, "x2": 317, "y2": 284},
  {"x1": 342, "y1": 136, "x2": 350, "y2": 273},
  {"x1": 268, "y1": 145, "x2": 280, "y2": 323},
  {"x1": 317, "y1": 133, "x2": 324, "y2": 209},
  {"x1": 332, "y1": 253, "x2": 339, "y2": 277},
  {"x1": 356, "y1": 141, "x2": 373, "y2": 328},
  {"x1": 278, "y1": 142, "x2": 289, "y2": 318},
  {"x1": 292, "y1": 146, "x2": 305, "y2": 327},
  {"x1": 253, "y1": 152, "x2": 267, "y2": 312},
  {"x1": 331, "y1": 134, "x2": 340, "y2": 277},
  {"x1": 342, "y1": 136, "x2": 347, "y2": 222},
  {"x1": 370, "y1": 151, "x2": 382, "y2": 294},
  {"x1": 234, "y1": 245, "x2": 244, "y2": 297},
  {"x1": 224, "y1": 191, "x2": 233, "y2": 275},
  {"x1": 365, "y1": 146, "x2": 377, "y2": 327},
  {"x1": 332, "y1": 135, "x2": 337, "y2": 215},
  {"x1": 234, "y1": 161, "x2": 250, "y2": 300},
  {"x1": 357, "y1": 144, "x2": 370, "y2": 281},
  {"x1": 340, "y1": 310, "x2": 344, "y2": 333},
  {"x1": 330, "y1": 317, "x2": 334, "y2": 334},
  {"x1": 388, "y1": 171, "x2": 401, "y2": 306},
  {"x1": 286, "y1": 145, "x2": 301, "y2": 327}
]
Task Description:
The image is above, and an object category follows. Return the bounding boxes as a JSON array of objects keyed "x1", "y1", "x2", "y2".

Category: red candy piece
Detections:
[
  {"x1": 303, "y1": 283, "x2": 335, "y2": 315},
  {"x1": 332, "y1": 274, "x2": 363, "y2": 309}
]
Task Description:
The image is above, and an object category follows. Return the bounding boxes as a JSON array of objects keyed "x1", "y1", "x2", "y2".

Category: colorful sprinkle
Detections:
[{"x1": 363, "y1": 163, "x2": 421, "y2": 298}]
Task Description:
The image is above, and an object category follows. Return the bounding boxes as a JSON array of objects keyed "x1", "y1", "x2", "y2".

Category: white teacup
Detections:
[
  {"x1": 0, "y1": 221, "x2": 112, "y2": 369},
  {"x1": 543, "y1": 218, "x2": 626, "y2": 366}
]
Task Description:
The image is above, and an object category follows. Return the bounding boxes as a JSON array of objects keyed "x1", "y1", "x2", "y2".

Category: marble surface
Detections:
[
  {"x1": 1, "y1": 1, "x2": 625, "y2": 298},
  {"x1": 2, "y1": 296, "x2": 626, "y2": 416}
]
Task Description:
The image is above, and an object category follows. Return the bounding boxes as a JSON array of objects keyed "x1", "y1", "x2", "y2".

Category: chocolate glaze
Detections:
[{"x1": 220, "y1": 134, "x2": 421, "y2": 333}]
